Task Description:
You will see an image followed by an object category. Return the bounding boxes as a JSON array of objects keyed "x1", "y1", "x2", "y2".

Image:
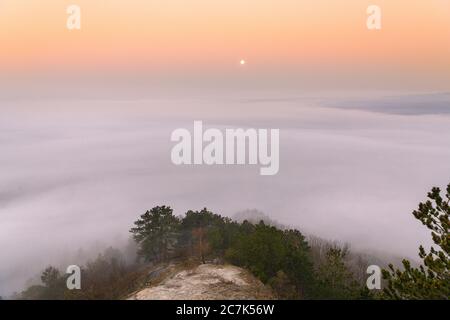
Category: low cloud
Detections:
[{"x1": 1, "y1": 93, "x2": 449, "y2": 296}]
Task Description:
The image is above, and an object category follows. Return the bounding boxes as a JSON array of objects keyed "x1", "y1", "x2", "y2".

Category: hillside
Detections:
[
  {"x1": 128, "y1": 262, "x2": 274, "y2": 300},
  {"x1": 16, "y1": 184, "x2": 450, "y2": 300}
]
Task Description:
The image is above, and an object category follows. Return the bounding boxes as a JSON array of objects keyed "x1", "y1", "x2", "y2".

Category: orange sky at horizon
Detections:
[{"x1": 0, "y1": 0, "x2": 449, "y2": 87}]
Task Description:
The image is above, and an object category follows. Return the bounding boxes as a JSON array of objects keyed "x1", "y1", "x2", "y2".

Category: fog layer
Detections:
[{"x1": 1, "y1": 92, "x2": 449, "y2": 296}]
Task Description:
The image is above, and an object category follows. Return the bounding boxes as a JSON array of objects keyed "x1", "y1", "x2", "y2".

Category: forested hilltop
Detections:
[{"x1": 17, "y1": 184, "x2": 449, "y2": 300}]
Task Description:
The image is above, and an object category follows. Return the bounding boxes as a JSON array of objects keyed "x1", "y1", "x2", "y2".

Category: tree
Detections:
[
  {"x1": 41, "y1": 266, "x2": 61, "y2": 288},
  {"x1": 21, "y1": 266, "x2": 67, "y2": 300},
  {"x1": 130, "y1": 206, "x2": 180, "y2": 262},
  {"x1": 282, "y1": 229, "x2": 315, "y2": 298},
  {"x1": 313, "y1": 246, "x2": 366, "y2": 299},
  {"x1": 225, "y1": 221, "x2": 288, "y2": 282},
  {"x1": 191, "y1": 227, "x2": 209, "y2": 264},
  {"x1": 68, "y1": 249, "x2": 134, "y2": 300},
  {"x1": 180, "y1": 208, "x2": 229, "y2": 260},
  {"x1": 268, "y1": 271, "x2": 297, "y2": 299},
  {"x1": 382, "y1": 184, "x2": 450, "y2": 299},
  {"x1": 225, "y1": 221, "x2": 314, "y2": 298},
  {"x1": 21, "y1": 245, "x2": 149, "y2": 300}
]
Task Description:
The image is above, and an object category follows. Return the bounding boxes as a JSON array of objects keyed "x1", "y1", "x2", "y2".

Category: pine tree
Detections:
[
  {"x1": 382, "y1": 183, "x2": 450, "y2": 299},
  {"x1": 314, "y1": 246, "x2": 364, "y2": 299},
  {"x1": 180, "y1": 208, "x2": 226, "y2": 259},
  {"x1": 130, "y1": 206, "x2": 180, "y2": 262},
  {"x1": 41, "y1": 266, "x2": 61, "y2": 288}
]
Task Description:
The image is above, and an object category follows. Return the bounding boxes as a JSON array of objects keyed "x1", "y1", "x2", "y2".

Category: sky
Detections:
[
  {"x1": 0, "y1": 0, "x2": 449, "y2": 91},
  {"x1": 0, "y1": 0, "x2": 449, "y2": 296}
]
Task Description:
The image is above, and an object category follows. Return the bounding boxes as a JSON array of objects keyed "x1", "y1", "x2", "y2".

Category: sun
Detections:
[{"x1": 239, "y1": 59, "x2": 246, "y2": 65}]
